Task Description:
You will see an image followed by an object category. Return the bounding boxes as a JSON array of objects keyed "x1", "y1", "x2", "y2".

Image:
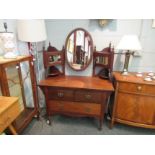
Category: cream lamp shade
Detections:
[
  {"x1": 116, "y1": 35, "x2": 142, "y2": 51},
  {"x1": 116, "y1": 35, "x2": 142, "y2": 75},
  {"x1": 152, "y1": 19, "x2": 155, "y2": 28},
  {"x1": 17, "y1": 19, "x2": 47, "y2": 42}
]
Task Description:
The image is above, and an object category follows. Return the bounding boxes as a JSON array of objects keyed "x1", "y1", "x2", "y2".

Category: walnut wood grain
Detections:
[
  {"x1": 39, "y1": 76, "x2": 114, "y2": 91},
  {"x1": 39, "y1": 76, "x2": 114, "y2": 130},
  {"x1": 111, "y1": 72, "x2": 155, "y2": 129},
  {"x1": 113, "y1": 72, "x2": 155, "y2": 85}
]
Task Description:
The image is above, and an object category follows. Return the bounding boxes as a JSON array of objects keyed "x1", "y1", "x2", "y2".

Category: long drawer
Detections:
[
  {"x1": 48, "y1": 100, "x2": 101, "y2": 116},
  {"x1": 119, "y1": 82, "x2": 155, "y2": 96}
]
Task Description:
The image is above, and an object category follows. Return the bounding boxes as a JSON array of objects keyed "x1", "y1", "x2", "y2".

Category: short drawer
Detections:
[
  {"x1": 0, "y1": 100, "x2": 21, "y2": 133},
  {"x1": 75, "y1": 90, "x2": 102, "y2": 103},
  {"x1": 119, "y1": 82, "x2": 155, "y2": 96},
  {"x1": 48, "y1": 88, "x2": 74, "y2": 101},
  {"x1": 48, "y1": 100, "x2": 101, "y2": 116}
]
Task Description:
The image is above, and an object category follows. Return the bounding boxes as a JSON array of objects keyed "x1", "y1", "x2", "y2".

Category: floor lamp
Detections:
[
  {"x1": 116, "y1": 35, "x2": 142, "y2": 75},
  {"x1": 17, "y1": 19, "x2": 47, "y2": 82},
  {"x1": 17, "y1": 19, "x2": 47, "y2": 108}
]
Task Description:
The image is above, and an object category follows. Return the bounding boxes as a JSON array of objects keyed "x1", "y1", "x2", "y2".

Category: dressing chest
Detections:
[
  {"x1": 39, "y1": 76, "x2": 114, "y2": 129},
  {"x1": 40, "y1": 28, "x2": 114, "y2": 130}
]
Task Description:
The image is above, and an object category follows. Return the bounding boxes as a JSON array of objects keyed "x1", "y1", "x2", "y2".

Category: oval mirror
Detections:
[{"x1": 65, "y1": 28, "x2": 93, "y2": 71}]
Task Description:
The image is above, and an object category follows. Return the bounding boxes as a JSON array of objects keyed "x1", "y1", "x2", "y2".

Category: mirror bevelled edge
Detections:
[{"x1": 65, "y1": 28, "x2": 93, "y2": 71}]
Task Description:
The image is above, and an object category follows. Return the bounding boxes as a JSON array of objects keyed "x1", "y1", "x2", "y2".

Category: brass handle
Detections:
[
  {"x1": 85, "y1": 94, "x2": 91, "y2": 99},
  {"x1": 137, "y1": 86, "x2": 142, "y2": 91},
  {"x1": 58, "y1": 92, "x2": 64, "y2": 97}
]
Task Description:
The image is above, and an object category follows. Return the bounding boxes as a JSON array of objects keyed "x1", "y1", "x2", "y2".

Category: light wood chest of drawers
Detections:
[
  {"x1": 39, "y1": 76, "x2": 114, "y2": 130},
  {"x1": 111, "y1": 72, "x2": 155, "y2": 129},
  {"x1": 0, "y1": 96, "x2": 21, "y2": 134}
]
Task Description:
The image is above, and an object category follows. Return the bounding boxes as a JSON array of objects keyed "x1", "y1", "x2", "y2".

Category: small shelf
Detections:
[
  {"x1": 43, "y1": 43, "x2": 65, "y2": 77},
  {"x1": 48, "y1": 60, "x2": 62, "y2": 66},
  {"x1": 93, "y1": 43, "x2": 114, "y2": 78}
]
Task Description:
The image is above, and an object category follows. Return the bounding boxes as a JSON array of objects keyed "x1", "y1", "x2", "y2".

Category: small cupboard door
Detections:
[{"x1": 115, "y1": 92, "x2": 155, "y2": 125}]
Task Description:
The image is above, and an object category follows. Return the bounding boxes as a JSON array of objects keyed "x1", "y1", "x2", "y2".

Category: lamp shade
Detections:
[
  {"x1": 116, "y1": 35, "x2": 142, "y2": 51},
  {"x1": 152, "y1": 19, "x2": 155, "y2": 28},
  {"x1": 17, "y1": 19, "x2": 47, "y2": 42}
]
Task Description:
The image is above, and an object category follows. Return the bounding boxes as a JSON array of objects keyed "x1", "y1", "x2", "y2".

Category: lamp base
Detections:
[
  {"x1": 3, "y1": 52, "x2": 17, "y2": 59},
  {"x1": 121, "y1": 69, "x2": 129, "y2": 76}
]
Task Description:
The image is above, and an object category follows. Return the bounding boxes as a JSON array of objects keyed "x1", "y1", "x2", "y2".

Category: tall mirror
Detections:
[{"x1": 65, "y1": 28, "x2": 93, "y2": 71}]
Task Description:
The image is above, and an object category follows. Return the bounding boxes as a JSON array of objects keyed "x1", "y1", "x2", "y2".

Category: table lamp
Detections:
[
  {"x1": 0, "y1": 23, "x2": 17, "y2": 59},
  {"x1": 116, "y1": 35, "x2": 142, "y2": 75}
]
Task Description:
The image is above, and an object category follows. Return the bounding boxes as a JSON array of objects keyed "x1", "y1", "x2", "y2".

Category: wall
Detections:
[{"x1": 45, "y1": 19, "x2": 155, "y2": 75}]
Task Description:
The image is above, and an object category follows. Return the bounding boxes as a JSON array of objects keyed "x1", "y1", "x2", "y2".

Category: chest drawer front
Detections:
[
  {"x1": 119, "y1": 82, "x2": 155, "y2": 96},
  {"x1": 48, "y1": 101, "x2": 101, "y2": 116},
  {"x1": 48, "y1": 88, "x2": 74, "y2": 101},
  {"x1": 75, "y1": 90, "x2": 102, "y2": 103},
  {"x1": 0, "y1": 101, "x2": 21, "y2": 133}
]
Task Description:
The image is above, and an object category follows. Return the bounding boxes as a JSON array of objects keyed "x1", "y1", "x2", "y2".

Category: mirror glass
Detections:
[{"x1": 65, "y1": 28, "x2": 93, "y2": 71}]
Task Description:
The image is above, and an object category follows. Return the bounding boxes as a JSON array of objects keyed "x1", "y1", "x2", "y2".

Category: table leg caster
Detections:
[{"x1": 46, "y1": 119, "x2": 51, "y2": 125}]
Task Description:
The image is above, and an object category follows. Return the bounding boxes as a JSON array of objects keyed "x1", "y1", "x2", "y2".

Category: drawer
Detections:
[
  {"x1": 0, "y1": 100, "x2": 21, "y2": 133},
  {"x1": 48, "y1": 88, "x2": 74, "y2": 101},
  {"x1": 75, "y1": 90, "x2": 102, "y2": 103},
  {"x1": 48, "y1": 100, "x2": 101, "y2": 116},
  {"x1": 119, "y1": 82, "x2": 155, "y2": 96}
]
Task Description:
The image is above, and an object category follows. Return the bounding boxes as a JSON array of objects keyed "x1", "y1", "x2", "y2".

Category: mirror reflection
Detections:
[{"x1": 66, "y1": 28, "x2": 93, "y2": 71}]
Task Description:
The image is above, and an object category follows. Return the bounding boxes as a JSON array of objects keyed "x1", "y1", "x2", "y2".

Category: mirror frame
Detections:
[{"x1": 65, "y1": 28, "x2": 93, "y2": 71}]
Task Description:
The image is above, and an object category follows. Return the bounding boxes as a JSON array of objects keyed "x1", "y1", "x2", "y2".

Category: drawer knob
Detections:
[
  {"x1": 137, "y1": 86, "x2": 142, "y2": 91},
  {"x1": 85, "y1": 94, "x2": 91, "y2": 99},
  {"x1": 58, "y1": 92, "x2": 64, "y2": 97}
]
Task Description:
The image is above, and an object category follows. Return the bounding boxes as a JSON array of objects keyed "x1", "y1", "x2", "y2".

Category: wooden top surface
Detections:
[
  {"x1": 0, "y1": 96, "x2": 19, "y2": 114},
  {"x1": 39, "y1": 76, "x2": 114, "y2": 91},
  {"x1": 0, "y1": 56, "x2": 31, "y2": 65},
  {"x1": 113, "y1": 72, "x2": 155, "y2": 85}
]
